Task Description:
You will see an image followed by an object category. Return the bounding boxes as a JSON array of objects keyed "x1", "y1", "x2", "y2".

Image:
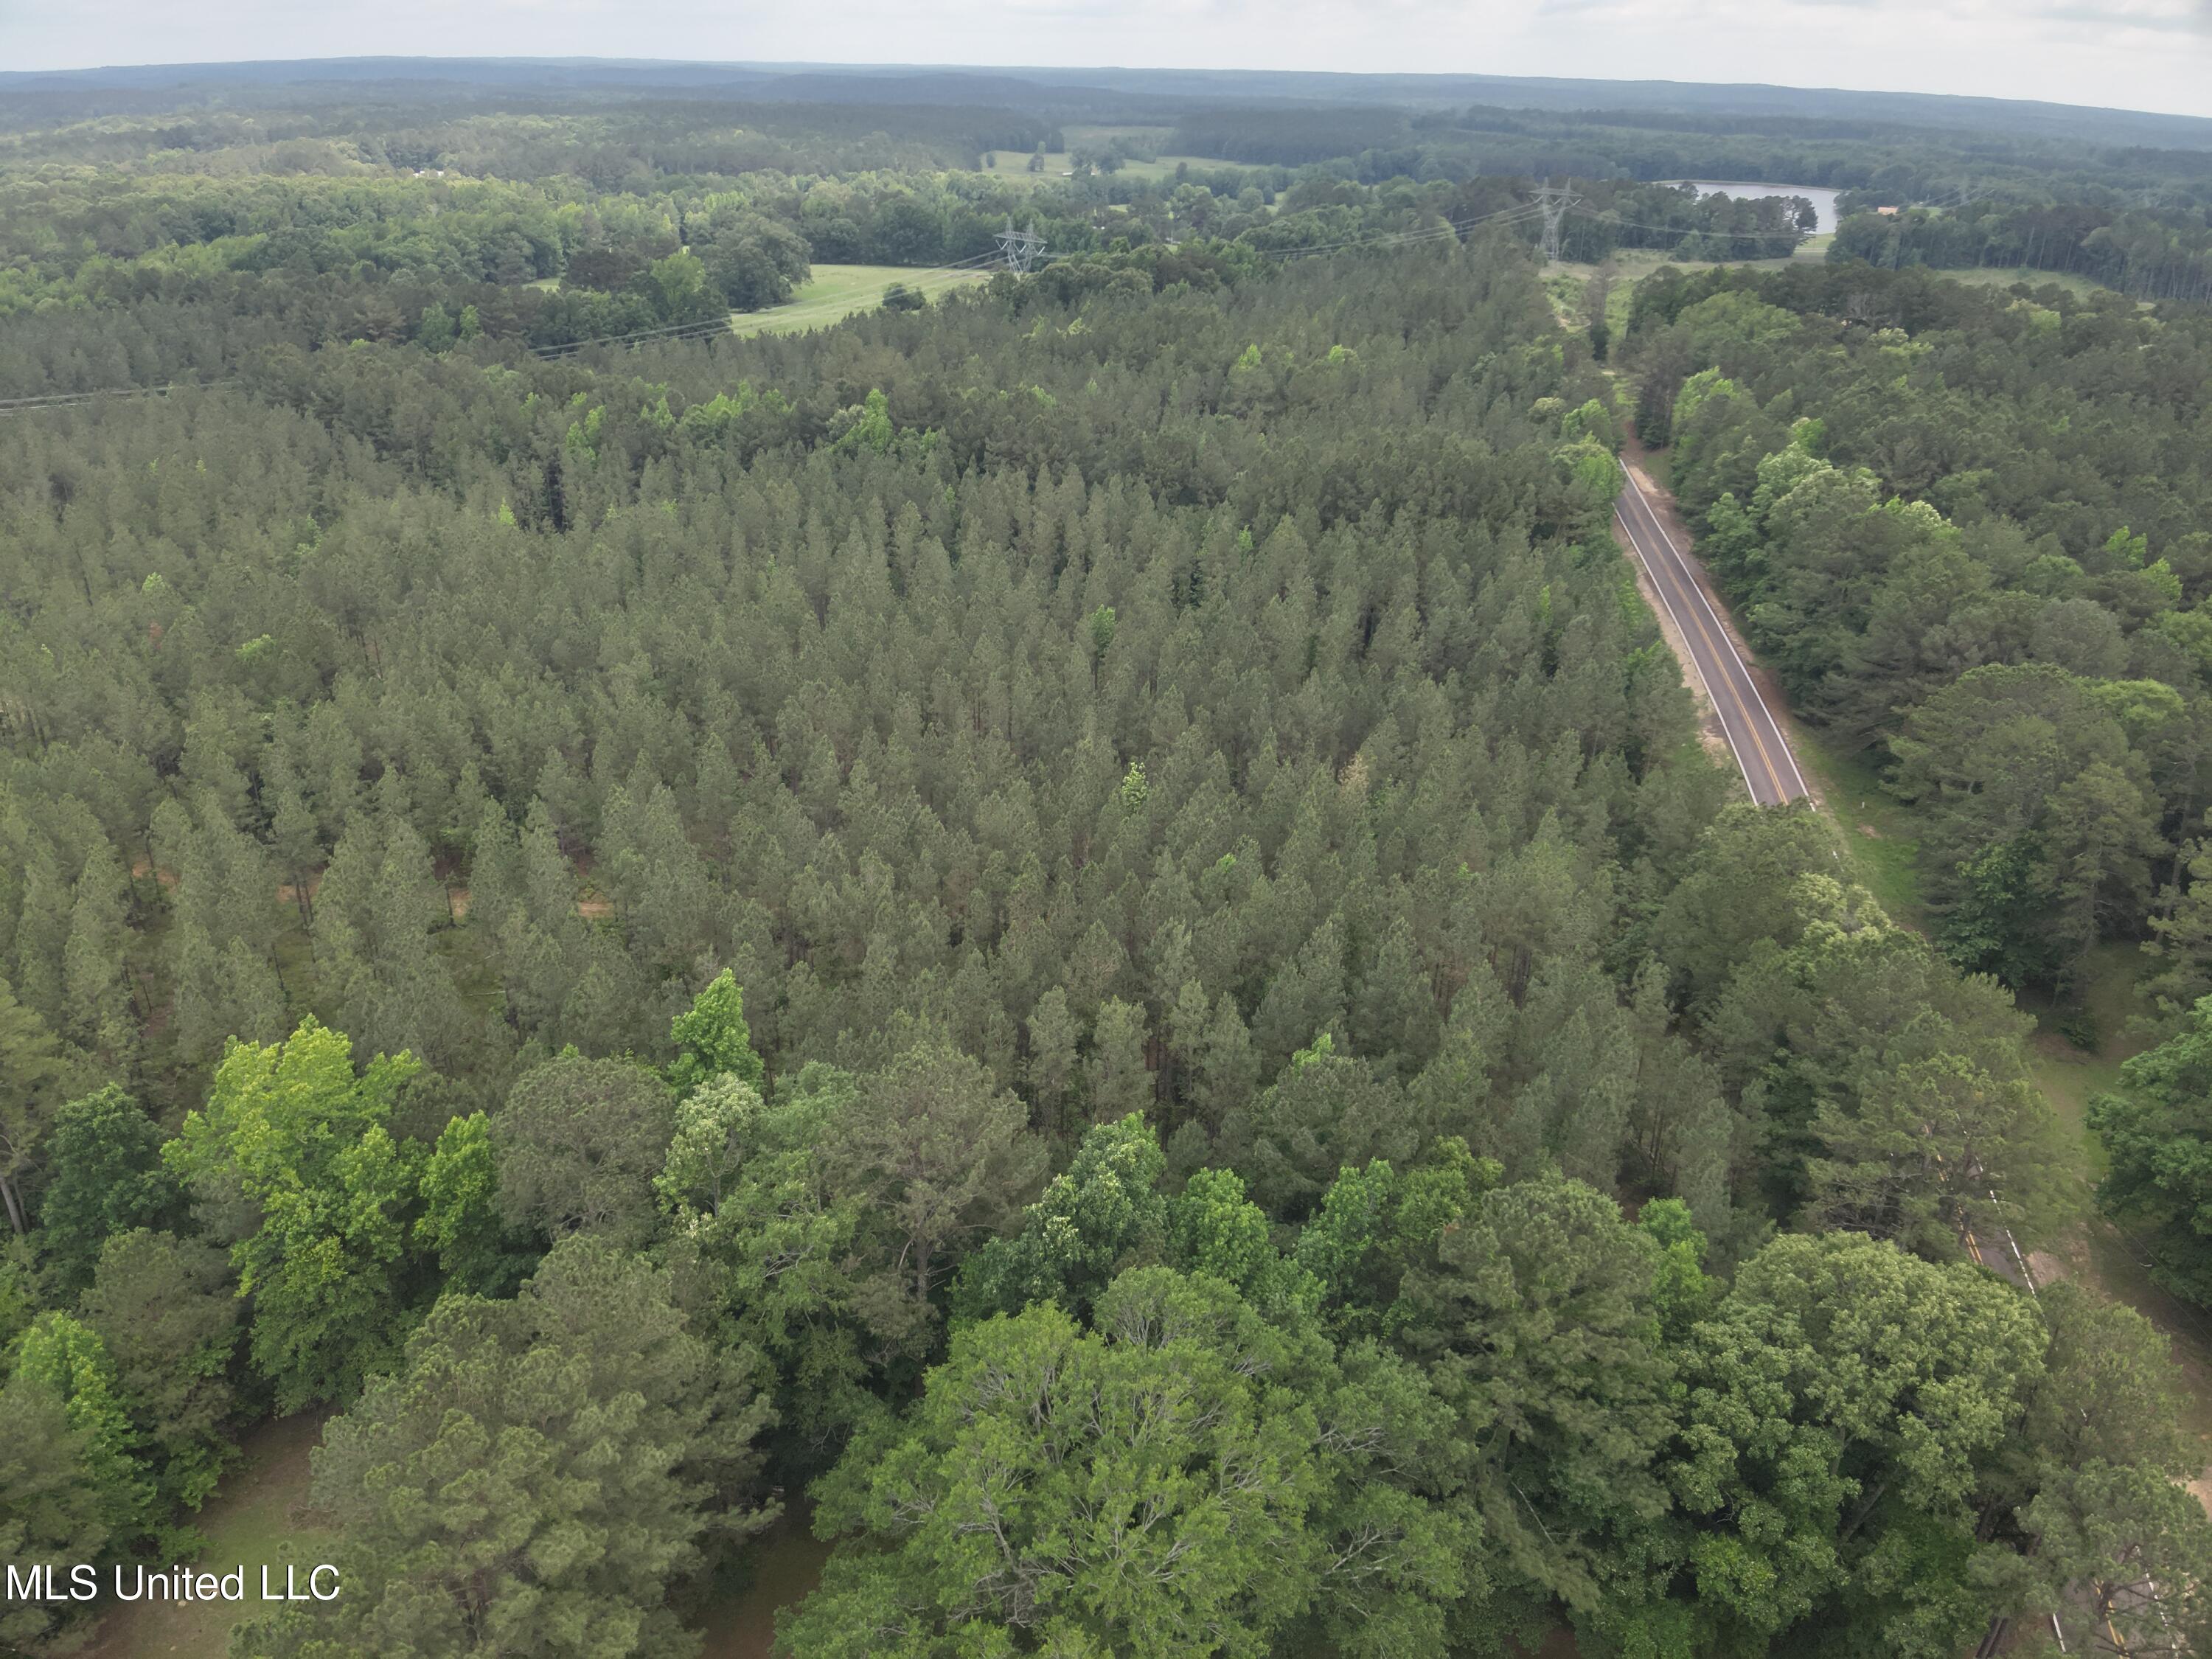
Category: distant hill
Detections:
[{"x1": 3, "y1": 57, "x2": 2208, "y2": 150}]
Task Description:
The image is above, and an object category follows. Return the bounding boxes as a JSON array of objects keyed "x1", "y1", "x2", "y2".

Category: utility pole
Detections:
[
  {"x1": 1531, "y1": 184, "x2": 1579, "y2": 265},
  {"x1": 995, "y1": 216, "x2": 1046, "y2": 275}
]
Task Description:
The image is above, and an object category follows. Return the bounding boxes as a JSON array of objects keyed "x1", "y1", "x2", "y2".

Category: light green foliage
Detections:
[
  {"x1": 0, "y1": 1253, "x2": 29, "y2": 1360},
  {"x1": 1557, "y1": 435, "x2": 1624, "y2": 529},
  {"x1": 656, "y1": 1071, "x2": 762, "y2": 1220},
  {"x1": 11, "y1": 1310, "x2": 154, "y2": 1540},
  {"x1": 164, "y1": 1018, "x2": 423, "y2": 1411},
  {"x1": 1665, "y1": 1233, "x2": 2042, "y2": 1655},
  {"x1": 788, "y1": 1274, "x2": 1320, "y2": 1657},
  {"x1": 674, "y1": 1062, "x2": 876, "y2": 1451},
  {"x1": 644, "y1": 247, "x2": 714, "y2": 320},
  {"x1": 667, "y1": 969, "x2": 765, "y2": 1096},
  {"x1": 1167, "y1": 1164, "x2": 1315, "y2": 1310},
  {"x1": 676, "y1": 380, "x2": 788, "y2": 442},
  {"x1": 415, "y1": 1110, "x2": 527, "y2": 1296},
  {"x1": 1296, "y1": 1138, "x2": 1495, "y2": 1340},
  {"x1": 1560, "y1": 396, "x2": 1618, "y2": 451},
  {"x1": 955, "y1": 1111, "x2": 1166, "y2": 1321},
  {"x1": 787, "y1": 1265, "x2": 1472, "y2": 1659},
  {"x1": 1637, "y1": 1197, "x2": 1716, "y2": 1343},
  {"x1": 828, "y1": 386, "x2": 894, "y2": 453}
]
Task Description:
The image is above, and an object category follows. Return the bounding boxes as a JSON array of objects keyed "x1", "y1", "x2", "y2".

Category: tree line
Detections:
[{"x1": 1832, "y1": 196, "x2": 2212, "y2": 305}]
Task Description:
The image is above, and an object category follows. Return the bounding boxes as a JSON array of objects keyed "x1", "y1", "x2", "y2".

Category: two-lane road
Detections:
[{"x1": 1613, "y1": 463, "x2": 1811, "y2": 807}]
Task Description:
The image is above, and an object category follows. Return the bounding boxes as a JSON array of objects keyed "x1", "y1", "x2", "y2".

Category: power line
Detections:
[
  {"x1": 1568, "y1": 205, "x2": 1807, "y2": 243},
  {"x1": 1042, "y1": 201, "x2": 1545, "y2": 272},
  {"x1": 995, "y1": 216, "x2": 1046, "y2": 275},
  {"x1": 0, "y1": 379, "x2": 236, "y2": 417},
  {"x1": 1251, "y1": 202, "x2": 1546, "y2": 261},
  {"x1": 1533, "y1": 184, "x2": 1581, "y2": 265}
]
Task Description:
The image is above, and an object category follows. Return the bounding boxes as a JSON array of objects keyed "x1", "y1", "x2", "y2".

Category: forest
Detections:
[
  {"x1": 1614, "y1": 257, "x2": 2212, "y2": 1315},
  {"x1": 2, "y1": 69, "x2": 2211, "y2": 1659}
]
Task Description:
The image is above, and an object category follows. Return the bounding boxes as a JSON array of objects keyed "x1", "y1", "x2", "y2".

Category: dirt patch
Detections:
[
  {"x1": 273, "y1": 873, "x2": 323, "y2": 907},
  {"x1": 2031, "y1": 1029, "x2": 2097, "y2": 1068},
  {"x1": 1857, "y1": 823, "x2": 1882, "y2": 838}
]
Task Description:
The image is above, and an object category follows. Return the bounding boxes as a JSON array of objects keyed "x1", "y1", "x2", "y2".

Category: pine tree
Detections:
[
  {"x1": 1084, "y1": 995, "x2": 1152, "y2": 1123},
  {"x1": 63, "y1": 842, "x2": 136, "y2": 1071},
  {"x1": 1025, "y1": 985, "x2": 1080, "y2": 1134},
  {"x1": 0, "y1": 976, "x2": 69, "y2": 1237}
]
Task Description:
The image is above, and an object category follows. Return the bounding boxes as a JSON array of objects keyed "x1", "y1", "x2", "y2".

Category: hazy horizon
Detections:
[{"x1": 3, "y1": 1, "x2": 2208, "y2": 122}]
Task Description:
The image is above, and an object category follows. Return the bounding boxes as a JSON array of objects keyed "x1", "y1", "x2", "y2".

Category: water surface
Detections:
[{"x1": 1665, "y1": 180, "x2": 1843, "y2": 234}]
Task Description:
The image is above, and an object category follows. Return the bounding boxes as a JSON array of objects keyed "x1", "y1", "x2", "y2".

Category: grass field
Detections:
[
  {"x1": 1792, "y1": 732, "x2": 1928, "y2": 929},
  {"x1": 977, "y1": 125, "x2": 1248, "y2": 188},
  {"x1": 2027, "y1": 941, "x2": 2148, "y2": 1161},
  {"x1": 728, "y1": 262, "x2": 990, "y2": 338},
  {"x1": 977, "y1": 150, "x2": 1238, "y2": 187},
  {"x1": 1543, "y1": 242, "x2": 1816, "y2": 338},
  {"x1": 83, "y1": 1415, "x2": 332, "y2": 1659},
  {"x1": 1934, "y1": 264, "x2": 2128, "y2": 301}
]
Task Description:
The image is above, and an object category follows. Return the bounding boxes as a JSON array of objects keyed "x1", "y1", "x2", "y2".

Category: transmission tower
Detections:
[
  {"x1": 1531, "y1": 184, "x2": 1580, "y2": 264},
  {"x1": 996, "y1": 216, "x2": 1046, "y2": 275}
]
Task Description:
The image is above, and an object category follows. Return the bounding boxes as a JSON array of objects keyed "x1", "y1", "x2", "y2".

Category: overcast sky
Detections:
[{"x1": 4, "y1": 0, "x2": 2208, "y2": 120}]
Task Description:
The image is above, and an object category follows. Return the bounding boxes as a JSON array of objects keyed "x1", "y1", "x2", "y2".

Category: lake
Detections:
[{"x1": 1665, "y1": 181, "x2": 1844, "y2": 234}]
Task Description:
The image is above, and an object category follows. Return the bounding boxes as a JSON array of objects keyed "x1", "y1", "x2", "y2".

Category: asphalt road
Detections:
[{"x1": 1613, "y1": 464, "x2": 1811, "y2": 807}]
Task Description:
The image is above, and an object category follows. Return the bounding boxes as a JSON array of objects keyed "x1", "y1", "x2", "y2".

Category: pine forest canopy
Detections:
[{"x1": 0, "y1": 64, "x2": 2208, "y2": 1659}]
